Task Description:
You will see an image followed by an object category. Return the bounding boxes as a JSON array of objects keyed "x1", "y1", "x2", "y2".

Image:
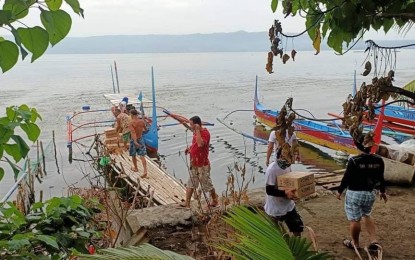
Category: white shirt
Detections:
[
  {"x1": 264, "y1": 162, "x2": 295, "y2": 217},
  {"x1": 268, "y1": 131, "x2": 297, "y2": 162}
]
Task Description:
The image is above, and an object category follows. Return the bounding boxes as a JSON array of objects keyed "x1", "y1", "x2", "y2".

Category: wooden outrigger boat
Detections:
[
  {"x1": 254, "y1": 78, "x2": 359, "y2": 154},
  {"x1": 66, "y1": 68, "x2": 159, "y2": 161}
]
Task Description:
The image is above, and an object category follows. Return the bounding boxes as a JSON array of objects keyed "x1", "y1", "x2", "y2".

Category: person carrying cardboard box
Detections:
[{"x1": 264, "y1": 146, "x2": 304, "y2": 236}]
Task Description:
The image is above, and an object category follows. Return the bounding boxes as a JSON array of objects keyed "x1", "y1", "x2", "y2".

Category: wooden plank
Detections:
[
  {"x1": 109, "y1": 151, "x2": 186, "y2": 205},
  {"x1": 333, "y1": 169, "x2": 346, "y2": 174},
  {"x1": 314, "y1": 173, "x2": 336, "y2": 179},
  {"x1": 315, "y1": 175, "x2": 343, "y2": 185},
  {"x1": 322, "y1": 182, "x2": 341, "y2": 190}
]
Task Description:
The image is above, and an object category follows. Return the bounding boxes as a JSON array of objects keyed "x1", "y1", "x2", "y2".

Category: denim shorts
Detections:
[
  {"x1": 345, "y1": 190, "x2": 376, "y2": 221},
  {"x1": 129, "y1": 137, "x2": 147, "y2": 156}
]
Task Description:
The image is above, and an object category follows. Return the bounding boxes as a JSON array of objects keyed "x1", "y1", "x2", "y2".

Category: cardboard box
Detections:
[
  {"x1": 105, "y1": 137, "x2": 119, "y2": 145},
  {"x1": 104, "y1": 128, "x2": 117, "y2": 136},
  {"x1": 277, "y1": 172, "x2": 314, "y2": 189},
  {"x1": 281, "y1": 184, "x2": 315, "y2": 198}
]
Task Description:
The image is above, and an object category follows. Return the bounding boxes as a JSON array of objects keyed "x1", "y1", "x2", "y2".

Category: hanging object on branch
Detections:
[
  {"x1": 312, "y1": 28, "x2": 321, "y2": 55},
  {"x1": 266, "y1": 52, "x2": 274, "y2": 74},
  {"x1": 291, "y1": 49, "x2": 297, "y2": 61},
  {"x1": 266, "y1": 19, "x2": 298, "y2": 73},
  {"x1": 362, "y1": 61, "x2": 372, "y2": 76}
]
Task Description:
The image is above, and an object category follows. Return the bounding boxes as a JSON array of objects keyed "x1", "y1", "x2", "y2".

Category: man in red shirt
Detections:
[{"x1": 179, "y1": 116, "x2": 218, "y2": 208}]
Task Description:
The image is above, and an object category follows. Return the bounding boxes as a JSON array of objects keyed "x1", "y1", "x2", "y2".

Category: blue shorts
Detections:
[
  {"x1": 129, "y1": 137, "x2": 147, "y2": 157},
  {"x1": 345, "y1": 190, "x2": 376, "y2": 221}
]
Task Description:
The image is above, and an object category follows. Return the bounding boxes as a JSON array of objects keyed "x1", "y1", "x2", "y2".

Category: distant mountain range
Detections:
[{"x1": 7, "y1": 31, "x2": 415, "y2": 54}]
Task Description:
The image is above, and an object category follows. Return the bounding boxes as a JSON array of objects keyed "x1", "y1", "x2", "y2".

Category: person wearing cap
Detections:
[{"x1": 337, "y1": 134, "x2": 387, "y2": 251}]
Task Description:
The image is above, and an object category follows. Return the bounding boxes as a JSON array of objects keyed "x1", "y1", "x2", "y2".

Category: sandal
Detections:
[
  {"x1": 368, "y1": 242, "x2": 381, "y2": 253},
  {"x1": 343, "y1": 239, "x2": 359, "y2": 249}
]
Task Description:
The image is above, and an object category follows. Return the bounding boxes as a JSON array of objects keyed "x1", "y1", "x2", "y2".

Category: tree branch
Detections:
[{"x1": 376, "y1": 12, "x2": 415, "y2": 21}]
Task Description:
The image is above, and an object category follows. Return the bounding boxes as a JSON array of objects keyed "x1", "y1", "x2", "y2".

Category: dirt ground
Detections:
[
  {"x1": 297, "y1": 186, "x2": 415, "y2": 259},
  {"x1": 146, "y1": 186, "x2": 415, "y2": 260}
]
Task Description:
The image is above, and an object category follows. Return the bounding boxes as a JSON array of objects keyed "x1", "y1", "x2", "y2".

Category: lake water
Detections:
[{"x1": 1, "y1": 50, "x2": 414, "y2": 199}]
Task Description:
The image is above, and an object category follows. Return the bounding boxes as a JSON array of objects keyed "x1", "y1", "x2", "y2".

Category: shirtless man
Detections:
[{"x1": 128, "y1": 109, "x2": 148, "y2": 177}]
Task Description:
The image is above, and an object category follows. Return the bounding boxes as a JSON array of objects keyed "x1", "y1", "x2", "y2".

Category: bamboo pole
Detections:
[
  {"x1": 52, "y1": 131, "x2": 61, "y2": 174},
  {"x1": 40, "y1": 141, "x2": 47, "y2": 176}
]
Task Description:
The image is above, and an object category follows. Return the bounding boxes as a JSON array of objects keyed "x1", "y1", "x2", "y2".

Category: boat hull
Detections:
[{"x1": 254, "y1": 81, "x2": 358, "y2": 154}]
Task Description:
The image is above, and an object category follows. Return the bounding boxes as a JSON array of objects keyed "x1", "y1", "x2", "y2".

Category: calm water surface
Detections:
[{"x1": 1, "y1": 50, "x2": 414, "y2": 199}]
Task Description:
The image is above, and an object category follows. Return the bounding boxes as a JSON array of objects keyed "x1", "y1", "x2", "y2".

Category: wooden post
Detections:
[
  {"x1": 40, "y1": 141, "x2": 47, "y2": 176},
  {"x1": 37, "y1": 140, "x2": 43, "y2": 178},
  {"x1": 39, "y1": 190, "x2": 43, "y2": 203}
]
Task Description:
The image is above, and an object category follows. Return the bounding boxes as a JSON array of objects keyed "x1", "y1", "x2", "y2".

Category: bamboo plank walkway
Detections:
[{"x1": 109, "y1": 150, "x2": 186, "y2": 206}]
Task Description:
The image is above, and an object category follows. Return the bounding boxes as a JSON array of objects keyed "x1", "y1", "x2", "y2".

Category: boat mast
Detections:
[
  {"x1": 114, "y1": 61, "x2": 120, "y2": 93},
  {"x1": 110, "y1": 65, "x2": 116, "y2": 94}
]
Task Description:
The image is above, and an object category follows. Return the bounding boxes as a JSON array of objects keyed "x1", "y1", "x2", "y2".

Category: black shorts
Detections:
[{"x1": 272, "y1": 207, "x2": 304, "y2": 233}]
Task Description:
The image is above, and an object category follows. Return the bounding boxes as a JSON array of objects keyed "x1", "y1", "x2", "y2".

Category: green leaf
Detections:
[
  {"x1": 36, "y1": 234, "x2": 60, "y2": 249},
  {"x1": 4, "y1": 157, "x2": 20, "y2": 178},
  {"x1": 11, "y1": 135, "x2": 30, "y2": 159},
  {"x1": 0, "y1": 167, "x2": 4, "y2": 182},
  {"x1": 383, "y1": 18, "x2": 394, "y2": 34},
  {"x1": 0, "y1": 40, "x2": 19, "y2": 73},
  {"x1": 0, "y1": 124, "x2": 14, "y2": 144},
  {"x1": 0, "y1": 10, "x2": 12, "y2": 25},
  {"x1": 6, "y1": 106, "x2": 16, "y2": 121},
  {"x1": 305, "y1": 14, "x2": 322, "y2": 41},
  {"x1": 371, "y1": 18, "x2": 383, "y2": 31},
  {"x1": 21, "y1": 122, "x2": 41, "y2": 142},
  {"x1": 46, "y1": 0, "x2": 63, "y2": 11},
  {"x1": 327, "y1": 29, "x2": 343, "y2": 54},
  {"x1": 30, "y1": 107, "x2": 42, "y2": 121},
  {"x1": 4, "y1": 144, "x2": 22, "y2": 162},
  {"x1": 40, "y1": 9, "x2": 72, "y2": 46},
  {"x1": 271, "y1": 0, "x2": 278, "y2": 12},
  {"x1": 7, "y1": 238, "x2": 31, "y2": 250},
  {"x1": 17, "y1": 26, "x2": 50, "y2": 62},
  {"x1": 31, "y1": 201, "x2": 44, "y2": 211},
  {"x1": 0, "y1": 145, "x2": 3, "y2": 158},
  {"x1": 3, "y1": 0, "x2": 30, "y2": 20},
  {"x1": 65, "y1": 0, "x2": 84, "y2": 17}
]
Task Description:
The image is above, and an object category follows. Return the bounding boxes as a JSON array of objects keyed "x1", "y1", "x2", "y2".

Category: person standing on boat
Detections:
[
  {"x1": 264, "y1": 146, "x2": 304, "y2": 236},
  {"x1": 114, "y1": 108, "x2": 131, "y2": 149},
  {"x1": 337, "y1": 138, "x2": 387, "y2": 251},
  {"x1": 179, "y1": 116, "x2": 219, "y2": 209},
  {"x1": 128, "y1": 109, "x2": 148, "y2": 178},
  {"x1": 266, "y1": 126, "x2": 298, "y2": 166}
]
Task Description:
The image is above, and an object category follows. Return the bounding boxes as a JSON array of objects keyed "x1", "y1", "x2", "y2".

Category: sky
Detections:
[{"x1": 20, "y1": 0, "x2": 415, "y2": 39}]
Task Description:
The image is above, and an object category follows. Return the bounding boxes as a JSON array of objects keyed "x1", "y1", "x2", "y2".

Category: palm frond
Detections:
[
  {"x1": 79, "y1": 244, "x2": 193, "y2": 260},
  {"x1": 402, "y1": 80, "x2": 415, "y2": 92},
  {"x1": 212, "y1": 205, "x2": 329, "y2": 260},
  {"x1": 393, "y1": 80, "x2": 415, "y2": 106}
]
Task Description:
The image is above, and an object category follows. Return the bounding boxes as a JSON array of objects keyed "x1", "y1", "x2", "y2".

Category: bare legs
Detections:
[
  {"x1": 131, "y1": 155, "x2": 148, "y2": 178},
  {"x1": 363, "y1": 216, "x2": 377, "y2": 243},
  {"x1": 350, "y1": 220, "x2": 361, "y2": 247},
  {"x1": 182, "y1": 187, "x2": 218, "y2": 208},
  {"x1": 140, "y1": 156, "x2": 148, "y2": 178},
  {"x1": 349, "y1": 216, "x2": 377, "y2": 248}
]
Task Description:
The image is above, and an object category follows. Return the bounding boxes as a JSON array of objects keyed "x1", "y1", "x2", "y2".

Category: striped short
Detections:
[{"x1": 345, "y1": 190, "x2": 376, "y2": 221}]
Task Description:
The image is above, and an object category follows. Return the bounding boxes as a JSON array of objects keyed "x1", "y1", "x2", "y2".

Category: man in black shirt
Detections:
[{"x1": 337, "y1": 139, "x2": 387, "y2": 250}]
